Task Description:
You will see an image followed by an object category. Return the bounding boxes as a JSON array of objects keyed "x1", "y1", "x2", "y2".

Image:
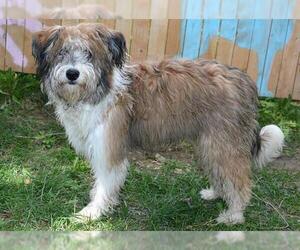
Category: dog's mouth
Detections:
[
  {"x1": 68, "y1": 80, "x2": 78, "y2": 85},
  {"x1": 54, "y1": 81, "x2": 90, "y2": 104},
  {"x1": 57, "y1": 78, "x2": 82, "y2": 87}
]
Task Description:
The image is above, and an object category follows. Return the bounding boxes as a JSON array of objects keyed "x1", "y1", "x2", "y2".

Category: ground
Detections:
[{"x1": 0, "y1": 70, "x2": 299, "y2": 231}]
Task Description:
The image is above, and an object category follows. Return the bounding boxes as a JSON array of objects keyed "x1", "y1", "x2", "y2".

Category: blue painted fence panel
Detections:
[{"x1": 179, "y1": 0, "x2": 297, "y2": 97}]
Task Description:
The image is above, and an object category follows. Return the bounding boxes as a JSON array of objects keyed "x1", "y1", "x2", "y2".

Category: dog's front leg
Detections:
[
  {"x1": 74, "y1": 120, "x2": 129, "y2": 221},
  {"x1": 69, "y1": 101, "x2": 131, "y2": 222},
  {"x1": 75, "y1": 158, "x2": 129, "y2": 221}
]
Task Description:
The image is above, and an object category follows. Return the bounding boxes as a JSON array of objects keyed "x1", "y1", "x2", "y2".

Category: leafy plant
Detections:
[
  {"x1": 0, "y1": 69, "x2": 39, "y2": 105},
  {"x1": 259, "y1": 97, "x2": 300, "y2": 153}
]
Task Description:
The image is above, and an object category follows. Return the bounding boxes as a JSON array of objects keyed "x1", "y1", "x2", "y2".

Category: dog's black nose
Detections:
[{"x1": 66, "y1": 69, "x2": 80, "y2": 82}]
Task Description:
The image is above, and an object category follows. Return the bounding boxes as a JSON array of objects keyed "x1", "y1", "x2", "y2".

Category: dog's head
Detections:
[{"x1": 32, "y1": 23, "x2": 127, "y2": 104}]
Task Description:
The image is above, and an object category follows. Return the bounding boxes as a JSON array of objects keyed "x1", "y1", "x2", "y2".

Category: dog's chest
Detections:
[{"x1": 56, "y1": 103, "x2": 108, "y2": 159}]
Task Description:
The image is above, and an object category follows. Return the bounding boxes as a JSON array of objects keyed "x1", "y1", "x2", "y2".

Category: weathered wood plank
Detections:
[
  {"x1": 165, "y1": 19, "x2": 181, "y2": 58},
  {"x1": 0, "y1": 3, "x2": 6, "y2": 70},
  {"x1": 231, "y1": 20, "x2": 255, "y2": 71},
  {"x1": 276, "y1": 20, "x2": 300, "y2": 98},
  {"x1": 247, "y1": 0, "x2": 272, "y2": 87},
  {"x1": 199, "y1": 0, "x2": 221, "y2": 59},
  {"x1": 23, "y1": 19, "x2": 43, "y2": 73},
  {"x1": 164, "y1": 0, "x2": 181, "y2": 58},
  {"x1": 167, "y1": 0, "x2": 181, "y2": 19},
  {"x1": 264, "y1": 20, "x2": 290, "y2": 97},
  {"x1": 231, "y1": 0, "x2": 255, "y2": 71},
  {"x1": 148, "y1": 20, "x2": 169, "y2": 60},
  {"x1": 131, "y1": 0, "x2": 151, "y2": 19},
  {"x1": 5, "y1": 19, "x2": 26, "y2": 72},
  {"x1": 115, "y1": 0, "x2": 133, "y2": 52},
  {"x1": 293, "y1": 0, "x2": 300, "y2": 19},
  {"x1": 261, "y1": 0, "x2": 291, "y2": 96},
  {"x1": 130, "y1": 20, "x2": 150, "y2": 61},
  {"x1": 165, "y1": 0, "x2": 182, "y2": 58},
  {"x1": 5, "y1": 0, "x2": 26, "y2": 71},
  {"x1": 130, "y1": 0, "x2": 151, "y2": 61},
  {"x1": 215, "y1": 0, "x2": 238, "y2": 65},
  {"x1": 292, "y1": 55, "x2": 300, "y2": 100},
  {"x1": 147, "y1": 0, "x2": 169, "y2": 60},
  {"x1": 182, "y1": 0, "x2": 203, "y2": 59}
]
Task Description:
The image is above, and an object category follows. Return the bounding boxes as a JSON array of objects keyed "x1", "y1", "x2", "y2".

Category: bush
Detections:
[{"x1": 0, "y1": 69, "x2": 39, "y2": 105}]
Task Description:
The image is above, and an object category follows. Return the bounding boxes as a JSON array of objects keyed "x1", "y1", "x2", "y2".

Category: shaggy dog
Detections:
[{"x1": 32, "y1": 23, "x2": 284, "y2": 225}]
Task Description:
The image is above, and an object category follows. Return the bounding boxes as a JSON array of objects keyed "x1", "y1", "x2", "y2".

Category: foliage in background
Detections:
[{"x1": 0, "y1": 70, "x2": 40, "y2": 106}]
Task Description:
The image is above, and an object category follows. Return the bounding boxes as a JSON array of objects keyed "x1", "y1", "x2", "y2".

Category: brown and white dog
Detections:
[{"x1": 32, "y1": 23, "x2": 284, "y2": 225}]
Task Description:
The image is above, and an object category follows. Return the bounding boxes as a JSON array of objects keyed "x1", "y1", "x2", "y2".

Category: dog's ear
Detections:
[
  {"x1": 32, "y1": 26, "x2": 62, "y2": 75},
  {"x1": 83, "y1": 23, "x2": 127, "y2": 67},
  {"x1": 107, "y1": 31, "x2": 127, "y2": 68}
]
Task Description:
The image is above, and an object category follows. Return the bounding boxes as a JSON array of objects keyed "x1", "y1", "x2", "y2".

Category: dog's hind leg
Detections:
[
  {"x1": 198, "y1": 135, "x2": 252, "y2": 225},
  {"x1": 215, "y1": 157, "x2": 252, "y2": 225}
]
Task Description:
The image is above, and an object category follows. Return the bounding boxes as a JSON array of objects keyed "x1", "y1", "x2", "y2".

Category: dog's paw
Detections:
[
  {"x1": 216, "y1": 210, "x2": 245, "y2": 225},
  {"x1": 200, "y1": 188, "x2": 218, "y2": 201},
  {"x1": 73, "y1": 204, "x2": 103, "y2": 223}
]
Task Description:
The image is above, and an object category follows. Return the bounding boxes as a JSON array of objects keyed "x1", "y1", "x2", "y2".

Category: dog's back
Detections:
[{"x1": 128, "y1": 59, "x2": 259, "y2": 151}]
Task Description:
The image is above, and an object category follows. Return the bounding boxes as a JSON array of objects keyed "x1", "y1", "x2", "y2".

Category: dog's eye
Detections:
[
  {"x1": 84, "y1": 49, "x2": 92, "y2": 59},
  {"x1": 58, "y1": 49, "x2": 67, "y2": 57}
]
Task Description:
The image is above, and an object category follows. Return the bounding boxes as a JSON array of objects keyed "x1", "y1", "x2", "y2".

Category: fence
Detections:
[{"x1": 1, "y1": 0, "x2": 300, "y2": 100}]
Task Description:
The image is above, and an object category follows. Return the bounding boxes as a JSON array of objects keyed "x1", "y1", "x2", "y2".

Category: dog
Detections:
[{"x1": 32, "y1": 23, "x2": 284, "y2": 225}]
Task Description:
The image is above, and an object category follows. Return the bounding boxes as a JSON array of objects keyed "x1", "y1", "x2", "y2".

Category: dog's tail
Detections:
[{"x1": 252, "y1": 125, "x2": 284, "y2": 168}]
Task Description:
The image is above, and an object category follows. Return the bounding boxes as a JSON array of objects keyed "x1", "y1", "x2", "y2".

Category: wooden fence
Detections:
[{"x1": 1, "y1": 0, "x2": 300, "y2": 100}]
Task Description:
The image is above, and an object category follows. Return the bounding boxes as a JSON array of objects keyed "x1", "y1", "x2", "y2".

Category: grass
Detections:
[{"x1": 0, "y1": 70, "x2": 300, "y2": 231}]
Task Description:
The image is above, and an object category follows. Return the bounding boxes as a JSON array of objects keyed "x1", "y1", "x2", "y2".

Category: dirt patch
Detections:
[
  {"x1": 129, "y1": 144, "x2": 300, "y2": 172},
  {"x1": 270, "y1": 149, "x2": 300, "y2": 171},
  {"x1": 128, "y1": 143, "x2": 196, "y2": 171}
]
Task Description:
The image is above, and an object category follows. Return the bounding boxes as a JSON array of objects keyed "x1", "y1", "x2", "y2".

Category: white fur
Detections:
[
  {"x1": 200, "y1": 187, "x2": 219, "y2": 201},
  {"x1": 55, "y1": 68, "x2": 127, "y2": 157},
  {"x1": 75, "y1": 159, "x2": 128, "y2": 221},
  {"x1": 55, "y1": 68, "x2": 129, "y2": 221},
  {"x1": 255, "y1": 125, "x2": 285, "y2": 168},
  {"x1": 217, "y1": 210, "x2": 245, "y2": 225}
]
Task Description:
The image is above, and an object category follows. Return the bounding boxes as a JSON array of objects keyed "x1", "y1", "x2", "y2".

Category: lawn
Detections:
[{"x1": 0, "y1": 70, "x2": 299, "y2": 231}]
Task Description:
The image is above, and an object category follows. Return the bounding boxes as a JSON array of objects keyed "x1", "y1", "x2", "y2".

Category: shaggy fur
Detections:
[
  {"x1": 32, "y1": 23, "x2": 284, "y2": 225},
  {"x1": 40, "y1": 4, "x2": 115, "y2": 19}
]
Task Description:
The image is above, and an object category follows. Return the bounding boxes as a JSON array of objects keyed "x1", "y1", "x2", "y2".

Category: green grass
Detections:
[{"x1": 0, "y1": 70, "x2": 299, "y2": 231}]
